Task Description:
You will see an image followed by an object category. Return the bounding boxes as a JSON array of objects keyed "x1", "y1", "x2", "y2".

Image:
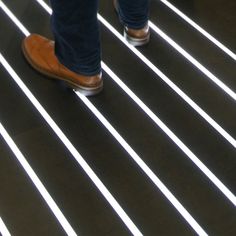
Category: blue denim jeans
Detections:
[{"x1": 50, "y1": 0, "x2": 149, "y2": 76}]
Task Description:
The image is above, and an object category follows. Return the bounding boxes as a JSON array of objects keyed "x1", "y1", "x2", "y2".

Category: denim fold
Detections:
[{"x1": 50, "y1": 0, "x2": 149, "y2": 76}]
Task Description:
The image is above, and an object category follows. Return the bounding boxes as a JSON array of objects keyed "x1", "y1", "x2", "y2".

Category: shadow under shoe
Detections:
[{"x1": 22, "y1": 34, "x2": 103, "y2": 96}]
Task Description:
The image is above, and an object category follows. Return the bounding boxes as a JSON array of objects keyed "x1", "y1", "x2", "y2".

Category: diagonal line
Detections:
[
  {"x1": 99, "y1": 10, "x2": 236, "y2": 148},
  {"x1": 149, "y1": 21, "x2": 236, "y2": 101},
  {"x1": 0, "y1": 0, "x2": 30, "y2": 36},
  {"x1": 33, "y1": 0, "x2": 235, "y2": 209},
  {"x1": 101, "y1": 62, "x2": 236, "y2": 208},
  {"x1": 3, "y1": 0, "x2": 235, "y2": 211},
  {"x1": 97, "y1": 16, "x2": 236, "y2": 148},
  {"x1": 32, "y1": 0, "x2": 236, "y2": 103},
  {"x1": 2, "y1": 0, "x2": 235, "y2": 232},
  {"x1": 75, "y1": 91, "x2": 208, "y2": 236},
  {"x1": 0, "y1": 2, "x2": 208, "y2": 235},
  {"x1": 158, "y1": 0, "x2": 236, "y2": 60},
  {"x1": 0, "y1": 53, "x2": 143, "y2": 236},
  {"x1": 32, "y1": 0, "x2": 236, "y2": 61},
  {"x1": 0, "y1": 217, "x2": 11, "y2": 236},
  {"x1": 31, "y1": 0, "x2": 236, "y2": 149},
  {"x1": 0, "y1": 122, "x2": 77, "y2": 236}
]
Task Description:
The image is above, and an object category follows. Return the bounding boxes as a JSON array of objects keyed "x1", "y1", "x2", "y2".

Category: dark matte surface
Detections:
[
  {"x1": 0, "y1": 0, "x2": 236, "y2": 235},
  {"x1": 0, "y1": 64, "x2": 133, "y2": 236},
  {"x1": 0, "y1": 138, "x2": 65, "y2": 236}
]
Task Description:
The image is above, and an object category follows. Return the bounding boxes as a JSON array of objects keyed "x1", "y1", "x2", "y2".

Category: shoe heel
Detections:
[{"x1": 124, "y1": 31, "x2": 150, "y2": 47}]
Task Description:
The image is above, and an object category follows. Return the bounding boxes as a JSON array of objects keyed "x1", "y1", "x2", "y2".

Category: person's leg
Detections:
[
  {"x1": 114, "y1": 0, "x2": 150, "y2": 46},
  {"x1": 117, "y1": 0, "x2": 149, "y2": 29},
  {"x1": 22, "y1": 0, "x2": 103, "y2": 96},
  {"x1": 50, "y1": 0, "x2": 101, "y2": 76}
]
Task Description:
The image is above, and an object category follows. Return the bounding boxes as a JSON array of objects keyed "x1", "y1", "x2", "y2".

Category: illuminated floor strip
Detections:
[
  {"x1": 0, "y1": 49, "x2": 142, "y2": 236},
  {"x1": 35, "y1": 0, "x2": 52, "y2": 14},
  {"x1": 0, "y1": 1, "x2": 30, "y2": 36},
  {"x1": 0, "y1": 3, "x2": 142, "y2": 235},
  {"x1": 75, "y1": 91, "x2": 208, "y2": 236},
  {"x1": 149, "y1": 21, "x2": 236, "y2": 101},
  {"x1": 0, "y1": 0, "x2": 234, "y2": 233},
  {"x1": 19, "y1": 0, "x2": 236, "y2": 207},
  {"x1": 98, "y1": 15, "x2": 236, "y2": 148},
  {"x1": 0, "y1": 122, "x2": 77, "y2": 236},
  {"x1": 2, "y1": 0, "x2": 235, "y2": 208},
  {"x1": 33, "y1": 0, "x2": 236, "y2": 61},
  {"x1": 0, "y1": 56, "x2": 142, "y2": 236},
  {"x1": 0, "y1": 3, "x2": 208, "y2": 235},
  {"x1": 0, "y1": 217, "x2": 11, "y2": 236},
  {"x1": 31, "y1": 0, "x2": 236, "y2": 149},
  {"x1": 101, "y1": 63, "x2": 236, "y2": 208},
  {"x1": 158, "y1": 0, "x2": 236, "y2": 60}
]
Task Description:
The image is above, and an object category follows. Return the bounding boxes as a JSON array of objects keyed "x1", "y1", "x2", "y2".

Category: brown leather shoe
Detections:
[
  {"x1": 113, "y1": 0, "x2": 150, "y2": 46},
  {"x1": 22, "y1": 34, "x2": 103, "y2": 96},
  {"x1": 124, "y1": 24, "x2": 150, "y2": 46}
]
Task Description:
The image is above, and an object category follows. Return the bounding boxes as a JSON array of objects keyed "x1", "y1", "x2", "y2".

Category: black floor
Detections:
[{"x1": 0, "y1": 0, "x2": 236, "y2": 235}]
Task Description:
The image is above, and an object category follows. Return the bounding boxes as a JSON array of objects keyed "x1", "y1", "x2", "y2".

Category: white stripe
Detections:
[
  {"x1": 101, "y1": 62, "x2": 236, "y2": 208},
  {"x1": 34, "y1": 0, "x2": 236, "y2": 64},
  {"x1": 32, "y1": 0, "x2": 235, "y2": 207},
  {"x1": 98, "y1": 14, "x2": 236, "y2": 148},
  {"x1": 0, "y1": 122, "x2": 77, "y2": 236},
  {"x1": 159, "y1": 0, "x2": 236, "y2": 60},
  {"x1": 30, "y1": 0, "x2": 236, "y2": 148},
  {"x1": 34, "y1": 0, "x2": 236, "y2": 102},
  {"x1": 35, "y1": 0, "x2": 52, "y2": 14},
  {"x1": 4, "y1": 0, "x2": 236, "y2": 215},
  {"x1": 0, "y1": 1, "x2": 30, "y2": 36},
  {"x1": 0, "y1": 2, "x2": 208, "y2": 234},
  {"x1": 0, "y1": 3, "x2": 142, "y2": 234},
  {"x1": 0, "y1": 53, "x2": 142, "y2": 236},
  {"x1": 0, "y1": 217, "x2": 11, "y2": 236},
  {"x1": 76, "y1": 91, "x2": 208, "y2": 236},
  {"x1": 1, "y1": 0, "x2": 234, "y2": 233},
  {"x1": 149, "y1": 21, "x2": 236, "y2": 101}
]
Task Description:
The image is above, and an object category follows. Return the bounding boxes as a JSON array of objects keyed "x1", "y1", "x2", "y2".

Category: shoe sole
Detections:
[
  {"x1": 21, "y1": 42, "x2": 103, "y2": 96},
  {"x1": 113, "y1": 0, "x2": 150, "y2": 47},
  {"x1": 124, "y1": 30, "x2": 150, "y2": 47}
]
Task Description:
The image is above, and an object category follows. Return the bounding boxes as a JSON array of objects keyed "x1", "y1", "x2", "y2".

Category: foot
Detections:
[
  {"x1": 113, "y1": 0, "x2": 150, "y2": 46},
  {"x1": 124, "y1": 24, "x2": 150, "y2": 47},
  {"x1": 22, "y1": 34, "x2": 103, "y2": 96}
]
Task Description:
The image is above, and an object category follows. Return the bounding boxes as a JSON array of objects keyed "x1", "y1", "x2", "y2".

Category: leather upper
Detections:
[{"x1": 22, "y1": 34, "x2": 102, "y2": 89}]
